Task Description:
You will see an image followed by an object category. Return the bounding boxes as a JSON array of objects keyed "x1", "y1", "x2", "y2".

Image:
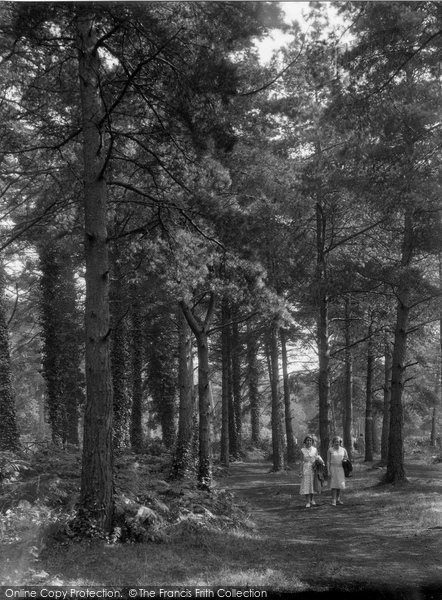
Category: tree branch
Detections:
[
  {"x1": 203, "y1": 292, "x2": 215, "y2": 330},
  {"x1": 239, "y1": 40, "x2": 305, "y2": 97},
  {"x1": 99, "y1": 27, "x2": 184, "y2": 125},
  {"x1": 7, "y1": 283, "x2": 19, "y2": 327},
  {"x1": 180, "y1": 300, "x2": 203, "y2": 337},
  {"x1": 327, "y1": 218, "x2": 387, "y2": 253}
]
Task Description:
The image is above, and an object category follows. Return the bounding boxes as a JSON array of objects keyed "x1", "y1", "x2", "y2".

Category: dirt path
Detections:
[{"x1": 222, "y1": 459, "x2": 442, "y2": 593}]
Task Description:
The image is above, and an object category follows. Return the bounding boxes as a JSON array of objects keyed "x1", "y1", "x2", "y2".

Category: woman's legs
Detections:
[
  {"x1": 305, "y1": 494, "x2": 311, "y2": 507},
  {"x1": 331, "y1": 489, "x2": 343, "y2": 504}
]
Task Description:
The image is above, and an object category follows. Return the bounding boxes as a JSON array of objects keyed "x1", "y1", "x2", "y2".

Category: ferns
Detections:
[{"x1": 0, "y1": 451, "x2": 30, "y2": 483}]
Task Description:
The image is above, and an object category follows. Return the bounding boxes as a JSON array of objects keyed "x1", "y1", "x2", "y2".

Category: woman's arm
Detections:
[
  {"x1": 297, "y1": 448, "x2": 304, "y2": 476},
  {"x1": 298, "y1": 459, "x2": 303, "y2": 477}
]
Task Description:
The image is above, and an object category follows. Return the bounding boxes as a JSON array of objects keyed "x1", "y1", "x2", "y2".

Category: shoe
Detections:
[
  {"x1": 337, "y1": 499, "x2": 343, "y2": 505},
  {"x1": 331, "y1": 500, "x2": 336, "y2": 506},
  {"x1": 305, "y1": 503, "x2": 311, "y2": 508},
  {"x1": 311, "y1": 500, "x2": 316, "y2": 506}
]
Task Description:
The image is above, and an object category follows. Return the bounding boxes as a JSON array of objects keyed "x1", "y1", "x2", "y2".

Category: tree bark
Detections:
[
  {"x1": 280, "y1": 328, "x2": 296, "y2": 463},
  {"x1": 110, "y1": 253, "x2": 130, "y2": 452},
  {"x1": 372, "y1": 414, "x2": 380, "y2": 454},
  {"x1": 381, "y1": 338, "x2": 392, "y2": 462},
  {"x1": 385, "y1": 209, "x2": 414, "y2": 483},
  {"x1": 343, "y1": 296, "x2": 353, "y2": 460},
  {"x1": 431, "y1": 253, "x2": 442, "y2": 447},
  {"x1": 170, "y1": 307, "x2": 195, "y2": 479},
  {"x1": 220, "y1": 299, "x2": 230, "y2": 467},
  {"x1": 246, "y1": 327, "x2": 260, "y2": 445},
  {"x1": 180, "y1": 295, "x2": 215, "y2": 488},
  {"x1": 386, "y1": 297, "x2": 409, "y2": 481},
  {"x1": 316, "y1": 200, "x2": 332, "y2": 460},
  {"x1": 365, "y1": 318, "x2": 374, "y2": 461},
  {"x1": 231, "y1": 316, "x2": 242, "y2": 458},
  {"x1": 76, "y1": 8, "x2": 113, "y2": 532},
  {"x1": 224, "y1": 304, "x2": 238, "y2": 459},
  {"x1": 195, "y1": 333, "x2": 212, "y2": 487},
  {"x1": 269, "y1": 320, "x2": 285, "y2": 471}
]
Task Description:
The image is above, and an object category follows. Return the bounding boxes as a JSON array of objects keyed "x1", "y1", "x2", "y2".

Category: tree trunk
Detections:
[
  {"x1": 269, "y1": 320, "x2": 285, "y2": 471},
  {"x1": 372, "y1": 414, "x2": 380, "y2": 453},
  {"x1": 386, "y1": 301, "x2": 409, "y2": 481},
  {"x1": 430, "y1": 400, "x2": 438, "y2": 448},
  {"x1": 0, "y1": 267, "x2": 20, "y2": 451},
  {"x1": 110, "y1": 253, "x2": 130, "y2": 452},
  {"x1": 161, "y1": 388, "x2": 176, "y2": 449},
  {"x1": 224, "y1": 306, "x2": 238, "y2": 459},
  {"x1": 145, "y1": 313, "x2": 176, "y2": 449},
  {"x1": 180, "y1": 296, "x2": 215, "y2": 488},
  {"x1": 385, "y1": 209, "x2": 414, "y2": 483},
  {"x1": 265, "y1": 338, "x2": 272, "y2": 384},
  {"x1": 431, "y1": 253, "x2": 442, "y2": 447},
  {"x1": 317, "y1": 288, "x2": 332, "y2": 459},
  {"x1": 195, "y1": 333, "x2": 212, "y2": 487},
  {"x1": 381, "y1": 338, "x2": 392, "y2": 462},
  {"x1": 343, "y1": 296, "x2": 353, "y2": 460},
  {"x1": 170, "y1": 307, "x2": 195, "y2": 479},
  {"x1": 246, "y1": 327, "x2": 260, "y2": 445},
  {"x1": 316, "y1": 200, "x2": 332, "y2": 460},
  {"x1": 130, "y1": 290, "x2": 143, "y2": 453},
  {"x1": 218, "y1": 301, "x2": 240, "y2": 459},
  {"x1": 76, "y1": 9, "x2": 113, "y2": 532},
  {"x1": 280, "y1": 328, "x2": 296, "y2": 463},
  {"x1": 365, "y1": 318, "x2": 374, "y2": 461},
  {"x1": 220, "y1": 299, "x2": 230, "y2": 467},
  {"x1": 231, "y1": 316, "x2": 242, "y2": 458}
]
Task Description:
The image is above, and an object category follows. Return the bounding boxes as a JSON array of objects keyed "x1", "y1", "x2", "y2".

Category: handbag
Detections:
[{"x1": 342, "y1": 458, "x2": 353, "y2": 478}]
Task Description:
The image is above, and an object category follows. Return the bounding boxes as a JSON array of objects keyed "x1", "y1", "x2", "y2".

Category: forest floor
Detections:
[
  {"x1": 0, "y1": 453, "x2": 441, "y2": 598},
  {"x1": 221, "y1": 457, "x2": 442, "y2": 595}
]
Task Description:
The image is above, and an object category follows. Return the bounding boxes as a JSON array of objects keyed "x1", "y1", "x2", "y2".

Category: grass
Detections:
[{"x1": 38, "y1": 528, "x2": 306, "y2": 589}]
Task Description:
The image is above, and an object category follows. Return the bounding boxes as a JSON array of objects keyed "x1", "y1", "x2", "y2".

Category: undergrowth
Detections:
[{"x1": 0, "y1": 445, "x2": 253, "y2": 548}]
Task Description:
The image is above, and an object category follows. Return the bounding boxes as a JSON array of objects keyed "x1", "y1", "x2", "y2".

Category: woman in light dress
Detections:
[
  {"x1": 299, "y1": 435, "x2": 324, "y2": 508},
  {"x1": 327, "y1": 435, "x2": 349, "y2": 506}
]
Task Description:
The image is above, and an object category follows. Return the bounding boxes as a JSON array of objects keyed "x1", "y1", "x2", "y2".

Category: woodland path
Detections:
[{"x1": 220, "y1": 458, "x2": 442, "y2": 595}]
